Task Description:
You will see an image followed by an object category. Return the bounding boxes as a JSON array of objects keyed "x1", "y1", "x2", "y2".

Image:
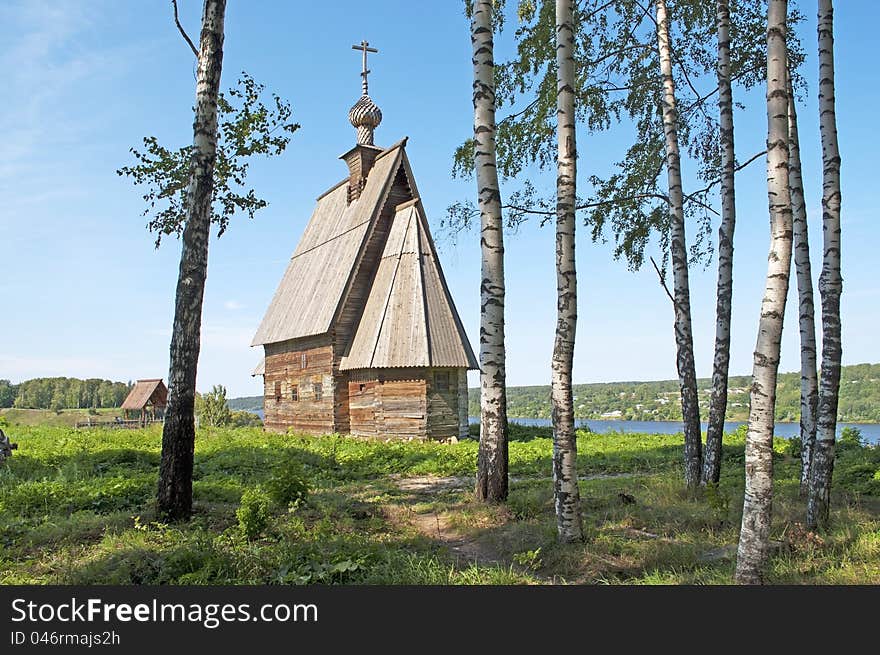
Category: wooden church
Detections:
[{"x1": 252, "y1": 44, "x2": 477, "y2": 440}]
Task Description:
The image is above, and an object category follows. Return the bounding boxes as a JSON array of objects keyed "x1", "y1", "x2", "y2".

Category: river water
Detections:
[
  {"x1": 469, "y1": 417, "x2": 880, "y2": 444},
  {"x1": 252, "y1": 408, "x2": 877, "y2": 443}
]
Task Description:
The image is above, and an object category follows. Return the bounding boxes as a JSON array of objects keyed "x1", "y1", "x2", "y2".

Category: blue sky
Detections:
[{"x1": 0, "y1": 1, "x2": 876, "y2": 398}]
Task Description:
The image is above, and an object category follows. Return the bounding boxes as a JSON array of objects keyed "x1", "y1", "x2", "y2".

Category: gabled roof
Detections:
[
  {"x1": 121, "y1": 379, "x2": 167, "y2": 410},
  {"x1": 251, "y1": 142, "x2": 406, "y2": 346},
  {"x1": 252, "y1": 138, "x2": 477, "y2": 372},
  {"x1": 340, "y1": 201, "x2": 478, "y2": 370}
]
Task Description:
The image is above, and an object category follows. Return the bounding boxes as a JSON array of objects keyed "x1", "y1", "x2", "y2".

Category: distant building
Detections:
[
  {"x1": 121, "y1": 379, "x2": 167, "y2": 425},
  {"x1": 252, "y1": 57, "x2": 477, "y2": 440}
]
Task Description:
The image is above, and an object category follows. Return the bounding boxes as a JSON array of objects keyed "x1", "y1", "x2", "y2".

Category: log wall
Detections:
[
  {"x1": 348, "y1": 368, "x2": 427, "y2": 439},
  {"x1": 426, "y1": 367, "x2": 462, "y2": 440},
  {"x1": 263, "y1": 335, "x2": 335, "y2": 433}
]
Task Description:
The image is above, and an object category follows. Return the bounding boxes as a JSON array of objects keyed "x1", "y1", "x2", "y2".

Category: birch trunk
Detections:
[
  {"x1": 702, "y1": 0, "x2": 736, "y2": 487},
  {"x1": 656, "y1": 0, "x2": 702, "y2": 490},
  {"x1": 808, "y1": 0, "x2": 843, "y2": 530},
  {"x1": 472, "y1": 0, "x2": 509, "y2": 502},
  {"x1": 787, "y1": 73, "x2": 819, "y2": 496},
  {"x1": 735, "y1": 0, "x2": 792, "y2": 584},
  {"x1": 551, "y1": 0, "x2": 584, "y2": 543},
  {"x1": 156, "y1": 0, "x2": 226, "y2": 521}
]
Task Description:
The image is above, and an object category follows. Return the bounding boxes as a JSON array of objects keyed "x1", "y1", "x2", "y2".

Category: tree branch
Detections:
[
  {"x1": 172, "y1": 0, "x2": 199, "y2": 58},
  {"x1": 501, "y1": 192, "x2": 672, "y2": 219},
  {"x1": 684, "y1": 149, "x2": 768, "y2": 200},
  {"x1": 650, "y1": 256, "x2": 676, "y2": 305}
]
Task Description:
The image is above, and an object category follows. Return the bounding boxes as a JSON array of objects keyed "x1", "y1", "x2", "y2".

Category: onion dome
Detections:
[{"x1": 349, "y1": 94, "x2": 382, "y2": 145}]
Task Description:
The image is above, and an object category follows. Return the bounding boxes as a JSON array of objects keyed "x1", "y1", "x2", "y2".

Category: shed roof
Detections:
[{"x1": 121, "y1": 379, "x2": 167, "y2": 410}]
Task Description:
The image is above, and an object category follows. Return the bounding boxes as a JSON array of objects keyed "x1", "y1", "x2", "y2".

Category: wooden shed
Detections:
[
  {"x1": 252, "y1": 86, "x2": 477, "y2": 439},
  {"x1": 121, "y1": 379, "x2": 167, "y2": 425}
]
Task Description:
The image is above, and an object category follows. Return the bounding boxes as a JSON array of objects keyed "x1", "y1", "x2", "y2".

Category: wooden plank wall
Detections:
[
  {"x1": 348, "y1": 368, "x2": 427, "y2": 439},
  {"x1": 263, "y1": 335, "x2": 335, "y2": 433},
  {"x1": 348, "y1": 376, "x2": 379, "y2": 437},
  {"x1": 426, "y1": 367, "x2": 461, "y2": 440}
]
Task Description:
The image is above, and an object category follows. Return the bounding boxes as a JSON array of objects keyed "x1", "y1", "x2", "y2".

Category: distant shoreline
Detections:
[{"x1": 500, "y1": 417, "x2": 879, "y2": 425}]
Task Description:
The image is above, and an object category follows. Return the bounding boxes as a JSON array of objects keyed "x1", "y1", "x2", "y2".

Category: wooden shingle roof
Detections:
[
  {"x1": 121, "y1": 379, "x2": 167, "y2": 410},
  {"x1": 340, "y1": 201, "x2": 478, "y2": 370},
  {"x1": 251, "y1": 143, "x2": 405, "y2": 346},
  {"x1": 252, "y1": 139, "x2": 477, "y2": 371}
]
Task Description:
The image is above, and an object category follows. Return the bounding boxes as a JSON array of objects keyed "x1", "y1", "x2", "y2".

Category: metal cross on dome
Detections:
[{"x1": 352, "y1": 40, "x2": 378, "y2": 95}]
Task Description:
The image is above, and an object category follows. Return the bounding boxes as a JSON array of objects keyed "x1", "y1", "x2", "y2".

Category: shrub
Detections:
[
  {"x1": 264, "y1": 459, "x2": 309, "y2": 506},
  {"x1": 236, "y1": 488, "x2": 271, "y2": 540},
  {"x1": 835, "y1": 462, "x2": 880, "y2": 496},
  {"x1": 838, "y1": 426, "x2": 864, "y2": 451},
  {"x1": 784, "y1": 436, "x2": 802, "y2": 458},
  {"x1": 195, "y1": 385, "x2": 231, "y2": 427},
  {"x1": 229, "y1": 410, "x2": 263, "y2": 428}
]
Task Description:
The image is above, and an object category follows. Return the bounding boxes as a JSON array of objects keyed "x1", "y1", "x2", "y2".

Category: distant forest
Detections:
[
  {"x1": 228, "y1": 363, "x2": 880, "y2": 423},
  {"x1": 466, "y1": 363, "x2": 880, "y2": 423},
  {"x1": 0, "y1": 377, "x2": 133, "y2": 410}
]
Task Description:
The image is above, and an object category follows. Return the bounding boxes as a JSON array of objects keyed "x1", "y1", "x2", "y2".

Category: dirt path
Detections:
[
  {"x1": 387, "y1": 472, "x2": 642, "y2": 571},
  {"x1": 407, "y1": 508, "x2": 506, "y2": 566},
  {"x1": 386, "y1": 474, "x2": 503, "y2": 567}
]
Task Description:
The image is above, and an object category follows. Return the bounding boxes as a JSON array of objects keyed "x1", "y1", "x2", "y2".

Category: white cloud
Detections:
[{"x1": 224, "y1": 300, "x2": 245, "y2": 311}]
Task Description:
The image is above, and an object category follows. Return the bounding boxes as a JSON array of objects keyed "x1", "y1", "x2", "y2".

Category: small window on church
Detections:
[
  {"x1": 314, "y1": 383, "x2": 323, "y2": 402},
  {"x1": 435, "y1": 371, "x2": 449, "y2": 391},
  {"x1": 301, "y1": 352, "x2": 307, "y2": 369},
  {"x1": 291, "y1": 385, "x2": 298, "y2": 402},
  {"x1": 274, "y1": 381, "x2": 282, "y2": 403}
]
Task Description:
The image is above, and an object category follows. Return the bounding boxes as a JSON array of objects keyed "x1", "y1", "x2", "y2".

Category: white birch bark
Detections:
[
  {"x1": 808, "y1": 0, "x2": 843, "y2": 530},
  {"x1": 157, "y1": 0, "x2": 226, "y2": 520},
  {"x1": 656, "y1": 0, "x2": 702, "y2": 490},
  {"x1": 735, "y1": 0, "x2": 793, "y2": 584},
  {"x1": 472, "y1": 0, "x2": 509, "y2": 502},
  {"x1": 703, "y1": 0, "x2": 736, "y2": 487},
  {"x1": 458, "y1": 369, "x2": 469, "y2": 440},
  {"x1": 551, "y1": 0, "x2": 584, "y2": 543},
  {"x1": 786, "y1": 73, "x2": 819, "y2": 496}
]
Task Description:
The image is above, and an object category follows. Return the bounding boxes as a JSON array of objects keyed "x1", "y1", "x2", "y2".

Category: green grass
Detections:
[{"x1": 0, "y1": 421, "x2": 878, "y2": 585}]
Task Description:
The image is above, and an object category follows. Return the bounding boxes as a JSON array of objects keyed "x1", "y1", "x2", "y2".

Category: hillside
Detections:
[
  {"x1": 465, "y1": 362, "x2": 880, "y2": 423},
  {"x1": 227, "y1": 395, "x2": 264, "y2": 413},
  {"x1": 230, "y1": 363, "x2": 880, "y2": 423}
]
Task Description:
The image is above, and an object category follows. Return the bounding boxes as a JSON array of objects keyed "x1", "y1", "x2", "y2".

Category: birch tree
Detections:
[
  {"x1": 786, "y1": 71, "x2": 819, "y2": 495},
  {"x1": 472, "y1": 0, "x2": 510, "y2": 503},
  {"x1": 119, "y1": 3, "x2": 296, "y2": 521},
  {"x1": 656, "y1": 0, "x2": 701, "y2": 490},
  {"x1": 552, "y1": 0, "x2": 584, "y2": 542},
  {"x1": 735, "y1": 0, "x2": 793, "y2": 584},
  {"x1": 157, "y1": 0, "x2": 226, "y2": 520},
  {"x1": 701, "y1": 0, "x2": 736, "y2": 487},
  {"x1": 807, "y1": 0, "x2": 843, "y2": 530}
]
